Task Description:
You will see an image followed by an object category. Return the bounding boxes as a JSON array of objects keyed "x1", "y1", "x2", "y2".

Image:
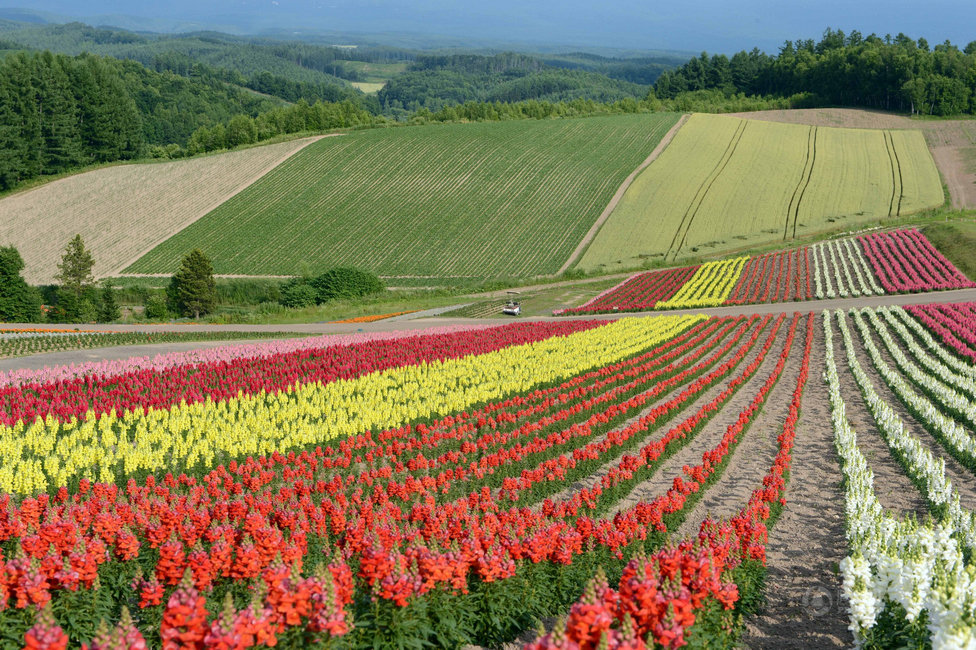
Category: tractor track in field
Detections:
[
  {"x1": 559, "y1": 114, "x2": 690, "y2": 274},
  {"x1": 667, "y1": 119, "x2": 748, "y2": 262},
  {"x1": 740, "y1": 328, "x2": 852, "y2": 648},
  {"x1": 785, "y1": 126, "x2": 817, "y2": 240}
]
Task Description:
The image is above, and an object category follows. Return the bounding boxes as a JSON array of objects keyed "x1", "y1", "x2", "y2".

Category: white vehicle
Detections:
[{"x1": 502, "y1": 291, "x2": 521, "y2": 316}]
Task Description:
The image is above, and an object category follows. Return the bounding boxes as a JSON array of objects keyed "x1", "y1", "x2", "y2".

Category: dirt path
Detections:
[
  {"x1": 930, "y1": 146, "x2": 976, "y2": 209},
  {"x1": 675, "y1": 319, "x2": 801, "y2": 537},
  {"x1": 557, "y1": 114, "x2": 690, "y2": 274},
  {"x1": 740, "y1": 327, "x2": 852, "y2": 648}
]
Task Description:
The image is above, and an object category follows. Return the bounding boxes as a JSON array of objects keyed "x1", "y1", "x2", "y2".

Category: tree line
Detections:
[{"x1": 654, "y1": 28, "x2": 976, "y2": 115}]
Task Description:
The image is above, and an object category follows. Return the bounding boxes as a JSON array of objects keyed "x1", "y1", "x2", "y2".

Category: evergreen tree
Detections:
[
  {"x1": 0, "y1": 246, "x2": 42, "y2": 323},
  {"x1": 98, "y1": 283, "x2": 121, "y2": 322},
  {"x1": 170, "y1": 249, "x2": 217, "y2": 318},
  {"x1": 56, "y1": 234, "x2": 96, "y2": 298}
]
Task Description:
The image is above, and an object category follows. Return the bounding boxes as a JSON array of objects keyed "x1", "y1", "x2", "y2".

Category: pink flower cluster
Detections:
[
  {"x1": 905, "y1": 302, "x2": 976, "y2": 362},
  {"x1": 0, "y1": 320, "x2": 603, "y2": 426},
  {"x1": 859, "y1": 228, "x2": 974, "y2": 293},
  {"x1": 0, "y1": 324, "x2": 494, "y2": 388}
]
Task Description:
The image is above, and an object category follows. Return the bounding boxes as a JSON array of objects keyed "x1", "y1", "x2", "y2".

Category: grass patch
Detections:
[{"x1": 922, "y1": 219, "x2": 976, "y2": 281}]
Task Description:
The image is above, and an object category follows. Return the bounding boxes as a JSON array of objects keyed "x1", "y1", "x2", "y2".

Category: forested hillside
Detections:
[
  {"x1": 378, "y1": 53, "x2": 648, "y2": 111},
  {"x1": 655, "y1": 28, "x2": 976, "y2": 115},
  {"x1": 0, "y1": 50, "x2": 294, "y2": 189}
]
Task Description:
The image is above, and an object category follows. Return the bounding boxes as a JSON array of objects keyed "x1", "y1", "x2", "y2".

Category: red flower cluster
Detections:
[
  {"x1": 528, "y1": 314, "x2": 814, "y2": 649},
  {"x1": 725, "y1": 247, "x2": 812, "y2": 305},
  {"x1": 557, "y1": 266, "x2": 699, "y2": 315}
]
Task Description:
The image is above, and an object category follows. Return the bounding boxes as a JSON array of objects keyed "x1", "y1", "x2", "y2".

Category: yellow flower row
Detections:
[
  {"x1": 656, "y1": 257, "x2": 749, "y2": 310},
  {"x1": 0, "y1": 315, "x2": 703, "y2": 494}
]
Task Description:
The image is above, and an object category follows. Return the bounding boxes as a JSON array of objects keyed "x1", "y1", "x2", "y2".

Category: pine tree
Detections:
[
  {"x1": 98, "y1": 283, "x2": 121, "y2": 323},
  {"x1": 0, "y1": 246, "x2": 42, "y2": 323},
  {"x1": 170, "y1": 249, "x2": 217, "y2": 319},
  {"x1": 56, "y1": 234, "x2": 96, "y2": 298}
]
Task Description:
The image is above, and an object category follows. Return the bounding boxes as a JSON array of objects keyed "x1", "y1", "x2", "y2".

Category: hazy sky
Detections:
[{"x1": 13, "y1": 0, "x2": 976, "y2": 53}]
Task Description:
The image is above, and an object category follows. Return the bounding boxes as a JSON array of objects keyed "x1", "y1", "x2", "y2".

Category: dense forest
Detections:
[
  {"x1": 0, "y1": 50, "x2": 294, "y2": 189},
  {"x1": 378, "y1": 53, "x2": 648, "y2": 112},
  {"x1": 655, "y1": 28, "x2": 976, "y2": 115}
]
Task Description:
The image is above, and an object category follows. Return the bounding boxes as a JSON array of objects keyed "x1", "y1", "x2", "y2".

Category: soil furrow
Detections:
[
  {"x1": 675, "y1": 317, "x2": 802, "y2": 538},
  {"x1": 740, "y1": 327, "x2": 852, "y2": 648}
]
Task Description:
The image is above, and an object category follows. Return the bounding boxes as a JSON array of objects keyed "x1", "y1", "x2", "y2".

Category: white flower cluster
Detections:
[
  {"x1": 824, "y1": 311, "x2": 976, "y2": 648},
  {"x1": 812, "y1": 239, "x2": 882, "y2": 299}
]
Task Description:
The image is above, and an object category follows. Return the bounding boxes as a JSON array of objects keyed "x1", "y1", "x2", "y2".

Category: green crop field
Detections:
[
  {"x1": 127, "y1": 113, "x2": 680, "y2": 279},
  {"x1": 578, "y1": 113, "x2": 944, "y2": 272}
]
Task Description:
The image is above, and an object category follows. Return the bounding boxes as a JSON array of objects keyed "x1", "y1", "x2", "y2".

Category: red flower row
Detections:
[
  {"x1": 0, "y1": 320, "x2": 603, "y2": 426},
  {"x1": 725, "y1": 247, "x2": 812, "y2": 306},
  {"x1": 527, "y1": 313, "x2": 813, "y2": 649}
]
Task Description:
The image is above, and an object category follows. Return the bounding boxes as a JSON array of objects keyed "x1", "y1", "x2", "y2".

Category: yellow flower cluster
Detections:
[
  {"x1": 656, "y1": 257, "x2": 749, "y2": 310},
  {"x1": 0, "y1": 315, "x2": 703, "y2": 495}
]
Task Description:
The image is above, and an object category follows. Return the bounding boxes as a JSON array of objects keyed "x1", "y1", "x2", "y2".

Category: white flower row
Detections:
[
  {"x1": 858, "y1": 308, "x2": 976, "y2": 449},
  {"x1": 823, "y1": 311, "x2": 976, "y2": 648},
  {"x1": 838, "y1": 309, "x2": 976, "y2": 550},
  {"x1": 812, "y1": 239, "x2": 883, "y2": 299}
]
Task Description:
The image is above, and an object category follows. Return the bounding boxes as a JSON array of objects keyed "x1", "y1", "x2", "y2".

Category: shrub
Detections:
[
  {"x1": 144, "y1": 293, "x2": 169, "y2": 320},
  {"x1": 310, "y1": 267, "x2": 384, "y2": 303},
  {"x1": 279, "y1": 281, "x2": 318, "y2": 309}
]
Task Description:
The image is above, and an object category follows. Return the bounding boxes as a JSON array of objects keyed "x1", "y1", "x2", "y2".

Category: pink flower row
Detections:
[
  {"x1": 0, "y1": 324, "x2": 492, "y2": 388},
  {"x1": 859, "y1": 228, "x2": 974, "y2": 293}
]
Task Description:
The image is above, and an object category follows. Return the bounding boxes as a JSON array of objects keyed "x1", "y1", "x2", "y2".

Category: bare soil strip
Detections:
[
  {"x1": 558, "y1": 114, "x2": 690, "y2": 274},
  {"x1": 833, "y1": 317, "x2": 930, "y2": 517},
  {"x1": 740, "y1": 329, "x2": 852, "y2": 648},
  {"x1": 538, "y1": 318, "x2": 760, "y2": 509}
]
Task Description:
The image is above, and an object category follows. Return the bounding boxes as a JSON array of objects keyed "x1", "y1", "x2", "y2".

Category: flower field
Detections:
[
  {"x1": 6, "y1": 296, "x2": 976, "y2": 647},
  {"x1": 559, "y1": 228, "x2": 973, "y2": 315}
]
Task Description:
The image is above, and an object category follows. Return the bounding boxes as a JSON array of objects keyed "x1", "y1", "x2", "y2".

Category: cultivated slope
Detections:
[
  {"x1": 126, "y1": 114, "x2": 680, "y2": 279},
  {"x1": 579, "y1": 114, "x2": 944, "y2": 271},
  {"x1": 0, "y1": 137, "x2": 323, "y2": 284}
]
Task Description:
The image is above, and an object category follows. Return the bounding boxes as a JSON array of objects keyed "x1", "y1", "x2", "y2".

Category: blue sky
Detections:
[{"x1": 11, "y1": 0, "x2": 976, "y2": 53}]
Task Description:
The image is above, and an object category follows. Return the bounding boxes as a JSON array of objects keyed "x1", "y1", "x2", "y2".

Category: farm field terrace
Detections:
[
  {"x1": 5, "y1": 301, "x2": 976, "y2": 646},
  {"x1": 0, "y1": 137, "x2": 323, "y2": 285},
  {"x1": 578, "y1": 113, "x2": 944, "y2": 272},
  {"x1": 125, "y1": 113, "x2": 681, "y2": 280}
]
